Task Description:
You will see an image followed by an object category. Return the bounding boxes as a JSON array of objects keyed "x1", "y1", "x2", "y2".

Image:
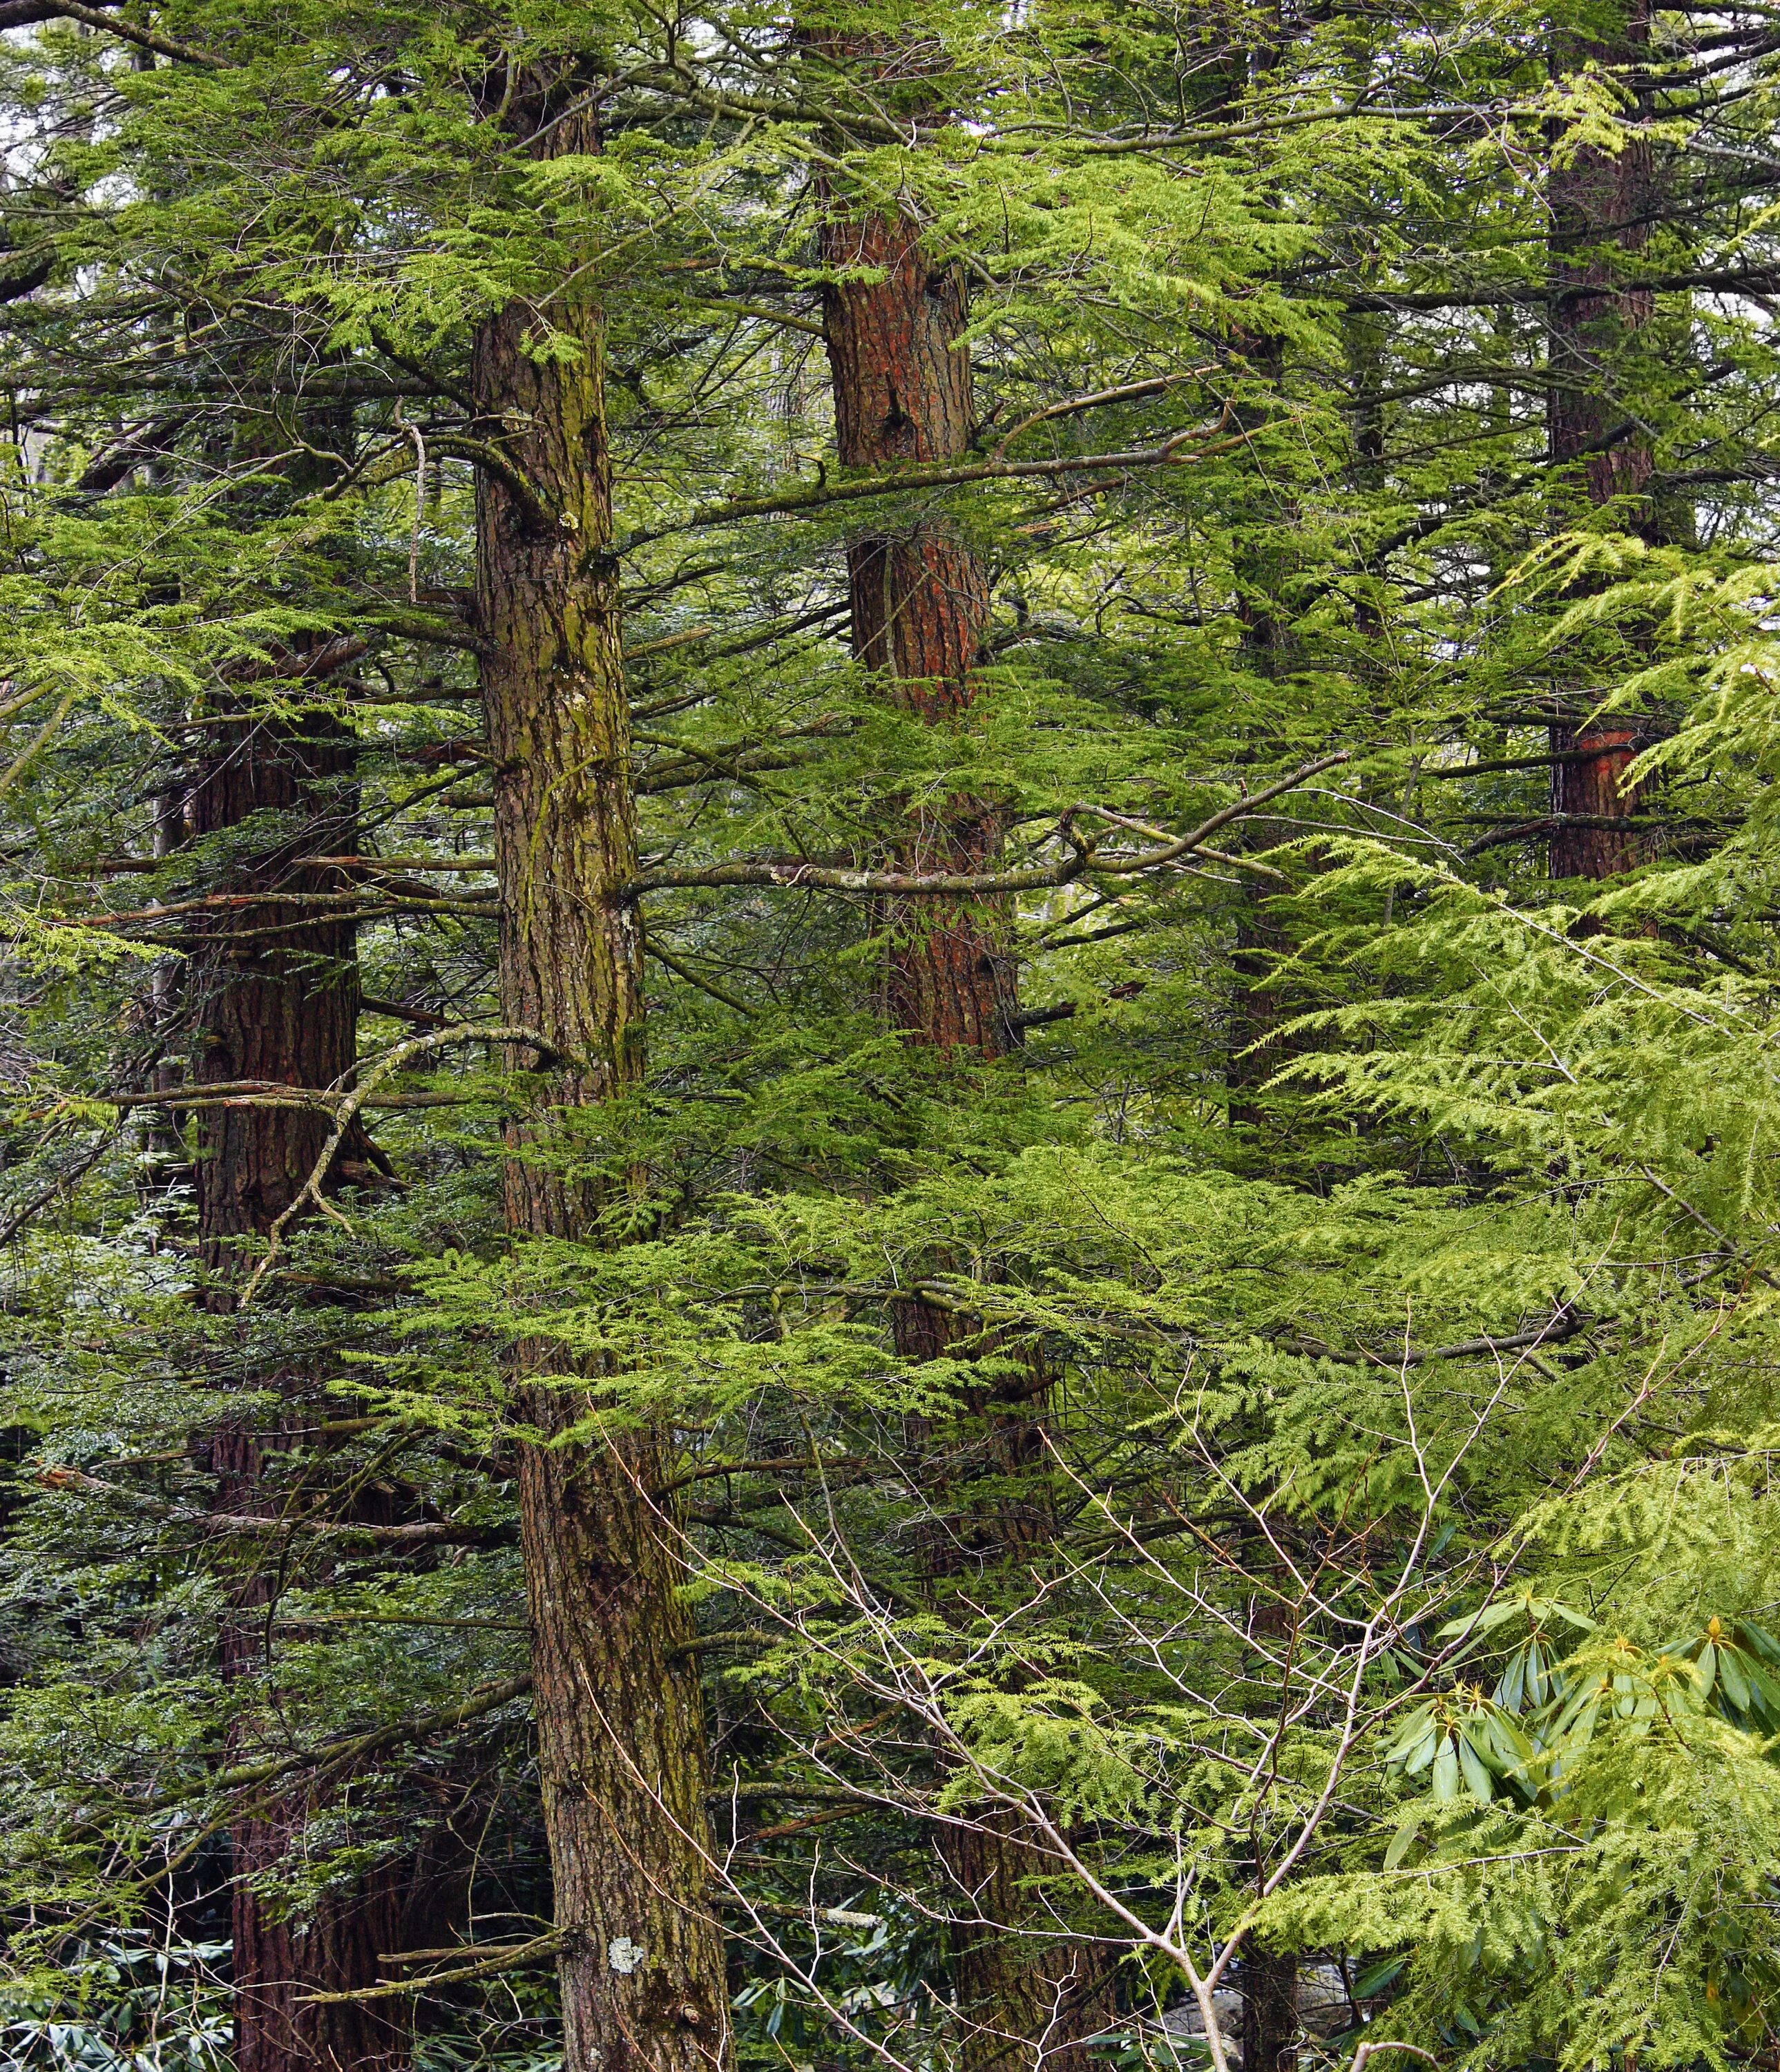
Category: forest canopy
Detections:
[{"x1": 1, "y1": 2, "x2": 1778, "y2": 2071}]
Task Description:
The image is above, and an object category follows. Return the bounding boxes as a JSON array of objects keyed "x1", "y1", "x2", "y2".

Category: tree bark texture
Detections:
[
  {"x1": 1241, "y1": 1951, "x2": 1301, "y2": 2072},
  {"x1": 816, "y1": 70, "x2": 1113, "y2": 2072},
  {"x1": 1547, "y1": 0, "x2": 1655, "y2": 881},
  {"x1": 472, "y1": 84, "x2": 730, "y2": 2072},
  {"x1": 820, "y1": 202, "x2": 1011, "y2": 1053},
  {"x1": 187, "y1": 689, "x2": 421, "y2": 2072},
  {"x1": 189, "y1": 700, "x2": 361, "y2": 1280},
  {"x1": 1223, "y1": 344, "x2": 1301, "y2": 2071}
]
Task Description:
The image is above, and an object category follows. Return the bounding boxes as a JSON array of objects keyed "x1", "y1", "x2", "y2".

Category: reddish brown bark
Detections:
[
  {"x1": 472, "y1": 77, "x2": 730, "y2": 2072},
  {"x1": 186, "y1": 689, "x2": 419, "y2": 2072},
  {"x1": 821, "y1": 204, "x2": 1012, "y2": 1053},
  {"x1": 1547, "y1": 0, "x2": 1655, "y2": 881},
  {"x1": 816, "y1": 70, "x2": 1113, "y2": 2072},
  {"x1": 189, "y1": 702, "x2": 361, "y2": 1281}
]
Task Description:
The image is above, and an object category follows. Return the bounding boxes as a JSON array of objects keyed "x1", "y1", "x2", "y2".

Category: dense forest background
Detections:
[{"x1": 1, "y1": 1, "x2": 1778, "y2": 2069}]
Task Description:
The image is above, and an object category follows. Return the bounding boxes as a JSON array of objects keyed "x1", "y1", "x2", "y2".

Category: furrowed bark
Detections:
[
  {"x1": 814, "y1": 38, "x2": 1113, "y2": 2071},
  {"x1": 1225, "y1": 329, "x2": 1302, "y2": 2071},
  {"x1": 188, "y1": 683, "x2": 417, "y2": 2072},
  {"x1": 472, "y1": 77, "x2": 730, "y2": 2072},
  {"x1": 190, "y1": 704, "x2": 363, "y2": 1283},
  {"x1": 1547, "y1": 0, "x2": 1656, "y2": 881},
  {"x1": 822, "y1": 202, "x2": 1011, "y2": 1048}
]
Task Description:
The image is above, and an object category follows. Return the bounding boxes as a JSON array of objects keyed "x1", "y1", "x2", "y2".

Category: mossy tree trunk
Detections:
[{"x1": 471, "y1": 75, "x2": 731, "y2": 2072}]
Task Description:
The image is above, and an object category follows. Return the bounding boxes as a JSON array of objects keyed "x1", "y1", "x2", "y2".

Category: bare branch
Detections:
[{"x1": 632, "y1": 753, "x2": 1349, "y2": 897}]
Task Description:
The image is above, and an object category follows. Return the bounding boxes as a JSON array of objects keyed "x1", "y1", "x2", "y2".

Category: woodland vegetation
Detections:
[{"x1": 1, "y1": 1, "x2": 1779, "y2": 2070}]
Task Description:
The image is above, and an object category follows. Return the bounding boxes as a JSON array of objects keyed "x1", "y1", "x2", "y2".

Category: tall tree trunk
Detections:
[
  {"x1": 1547, "y1": 0, "x2": 1655, "y2": 881},
  {"x1": 1223, "y1": 333, "x2": 1302, "y2": 2072},
  {"x1": 190, "y1": 697, "x2": 361, "y2": 1283},
  {"x1": 1225, "y1": 332, "x2": 1303, "y2": 1160},
  {"x1": 472, "y1": 79, "x2": 731, "y2": 2072},
  {"x1": 817, "y1": 105, "x2": 1113, "y2": 2072},
  {"x1": 823, "y1": 206, "x2": 1012, "y2": 1050},
  {"x1": 1242, "y1": 1950, "x2": 1300, "y2": 2072},
  {"x1": 188, "y1": 680, "x2": 416, "y2": 2072}
]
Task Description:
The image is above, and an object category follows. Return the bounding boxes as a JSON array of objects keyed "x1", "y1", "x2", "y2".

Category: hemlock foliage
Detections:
[{"x1": 2, "y1": 1, "x2": 1780, "y2": 2070}]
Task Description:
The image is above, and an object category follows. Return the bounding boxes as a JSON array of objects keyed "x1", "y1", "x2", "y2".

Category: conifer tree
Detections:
[{"x1": 8, "y1": 6, "x2": 1780, "y2": 2072}]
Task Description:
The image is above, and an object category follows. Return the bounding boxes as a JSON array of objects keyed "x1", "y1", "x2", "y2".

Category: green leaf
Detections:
[
  {"x1": 1401, "y1": 1732, "x2": 1438, "y2": 1776},
  {"x1": 1435, "y1": 1602, "x2": 1521, "y2": 1638},
  {"x1": 1719, "y1": 1644, "x2": 1752, "y2": 1711},
  {"x1": 1547, "y1": 1602, "x2": 1598, "y2": 1633},
  {"x1": 1457, "y1": 1731, "x2": 1494, "y2": 1801},
  {"x1": 1432, "y1": 1736, "x2": 1461, "y2": 1801},
  {"x1": 1384, "y1": 1811, "x2": 1422, "y2": 1869},
  {"x1": 1352, "y1": 1959, "x2": 1406, "y2": 1999},
  {"x1": 1741, "y1": 1621, "x2": 1780, "y2": 1666},
  {"x1": 1382, "y1": 1703, "x2": 1436, "y2": 1763}
]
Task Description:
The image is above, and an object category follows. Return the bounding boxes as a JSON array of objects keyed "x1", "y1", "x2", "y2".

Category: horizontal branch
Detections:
[
  {"x1": 631, "y1": 754, "x2": 1348, "y2": 899},
  {"x1": 35, "y1": 1466, "x2": 511, "y2": 1546},
  {"x1": 48, "y1": 889, "x2": 496, "y2": 930},
  {"x1": 207, "y1": 1509, "x2": 513, "y2": 1547},
  {"x1": 1282, "y1": 1305, "x2": 1585, "y2": 1368},
  {"x1": 298, "y1": 1929, "x2": 568, "y2": 2006},
  {"x1": 12, "y1": 0, "x2": 226, "y2": 66},
  {"x1": 622, "y1": 423, "x2": 1237, "y2": 550},
  {"x1": 298, "y1": 856, "x2": 496, "y2": 874},
  {"x1": 1062, "y1": 95, "x2": 1506, "y2": 156},
  {"x1": 160, "y1": 1672, "x2": 535, "y2": 1807},
  {"x1": 1339, "y1": 264, "x2": 1780, "y2": 313},
  {"x1": 1419, "y1": 746, "x2": 1618, "y2": 781}
]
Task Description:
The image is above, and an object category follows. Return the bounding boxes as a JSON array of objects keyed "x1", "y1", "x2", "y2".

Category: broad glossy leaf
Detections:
[
  {"x1": 1741, "y1": 1621, "x2": 1780, "y2": 1667},
  {"x1": 1384, "y1": 1811, "x2": 1421, "y2": 1869},
  {"x1": 1719, "y1": 1645, "x2": 1752, "y2": 1711},
  {"x1": 1383, "y1": 1704, "x2": 1435, "y2": 1762},
  {"x1": 1457, "y1": 1732, "x2": 1493, "y2": 1801}
]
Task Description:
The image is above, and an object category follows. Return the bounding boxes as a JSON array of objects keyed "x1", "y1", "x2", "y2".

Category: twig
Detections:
[
  {"x1": 632, "y1": 754, "x2": 1349, "y2": 898},
  {"x1": 238, "y1": 1024, "x2": 573, "y2": 1306}
]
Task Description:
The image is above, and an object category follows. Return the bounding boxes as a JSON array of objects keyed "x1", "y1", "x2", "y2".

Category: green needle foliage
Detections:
[{"x1": 3, "y1": 3, "x2": 1780, "y2": 2071}]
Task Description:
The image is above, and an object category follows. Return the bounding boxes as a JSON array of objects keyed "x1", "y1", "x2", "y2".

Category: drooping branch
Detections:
[
  {"x1": 155, "y1": 1673, "x2": 536, "y2": 1807},
  {"x1": 5, "y1": 0, "x2": 227, "y2": 66}
]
